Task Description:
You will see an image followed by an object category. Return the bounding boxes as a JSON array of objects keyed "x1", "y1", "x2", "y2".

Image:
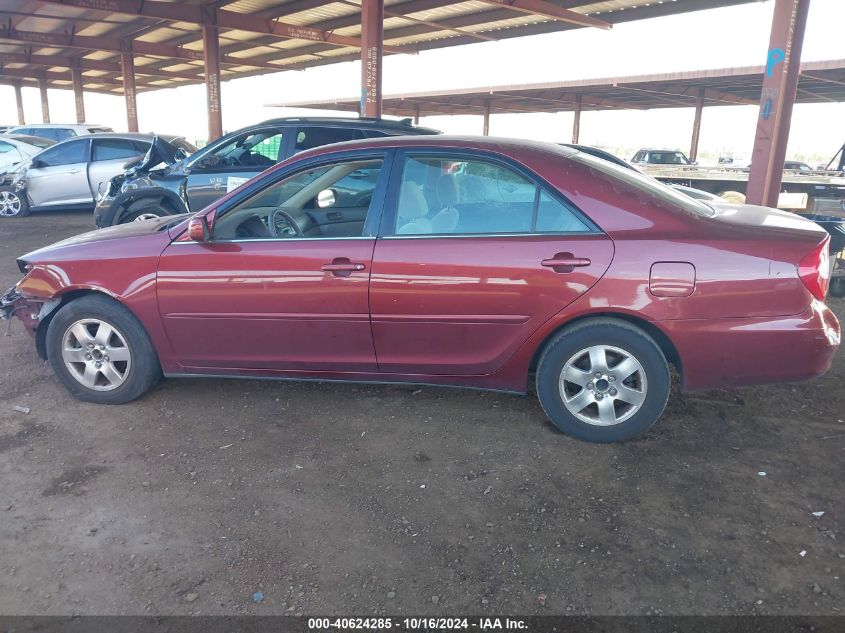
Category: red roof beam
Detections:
[
  {"x1": 36, "y1": 0, "x2": 409, "y2": 54},
  {"x1": 475, "y1": 0, "x2": 611, "y2": 30}
]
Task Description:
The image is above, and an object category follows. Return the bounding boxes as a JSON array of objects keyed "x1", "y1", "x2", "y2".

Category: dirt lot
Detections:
[{"x1": 0, "y1": 210, "x2": 842, "y2": 616}]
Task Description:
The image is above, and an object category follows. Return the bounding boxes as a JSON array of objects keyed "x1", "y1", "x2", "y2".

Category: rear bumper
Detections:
[{"x1": 663, "y1": 300, "x2": 840, "y2": 392}]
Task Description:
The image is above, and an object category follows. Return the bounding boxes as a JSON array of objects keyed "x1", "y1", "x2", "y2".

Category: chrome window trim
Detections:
[
  {"x1": 380, "y1": 232, "x2": 594, "y2": 240},
  {"x1": 171, "y1": 236, "x2": 375, "y2": 245}
]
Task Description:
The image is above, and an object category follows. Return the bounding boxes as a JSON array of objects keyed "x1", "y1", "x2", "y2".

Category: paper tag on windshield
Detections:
[{"x1": 227, "y1": 176, "x2": 250, "y2": 193}]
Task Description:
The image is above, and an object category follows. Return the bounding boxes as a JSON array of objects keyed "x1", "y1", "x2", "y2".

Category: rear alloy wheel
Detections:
[
  {"x1": 536, "y1": 319, "x2": 670, "y2": 443},
  {"x1": 0, "y1": 187, "x2": 29, "y2": 217},
  {"x1": 47, "y1": 295, "x2": 161, "y2": 404}
]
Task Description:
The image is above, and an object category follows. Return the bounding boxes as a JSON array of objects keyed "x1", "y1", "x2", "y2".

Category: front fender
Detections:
[{"x1": 101, "y1": 187, "x2": 189, "y2": 226}]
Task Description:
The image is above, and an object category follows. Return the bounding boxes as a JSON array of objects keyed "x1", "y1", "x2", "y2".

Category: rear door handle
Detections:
[
  {"x1": 541, "y1": 253, "x2": 591, "y2": 272},
  {"x1": 322, "y1": 257, "x2": 366, "y2": 277},
  {"x1": 327, "y1": 211, "x2": 343, "y2": 220}
]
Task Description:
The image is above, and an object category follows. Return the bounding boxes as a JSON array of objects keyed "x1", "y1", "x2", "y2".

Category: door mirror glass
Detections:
[
  {"x1": 187, "y1": 215, "x2": 210, "y2": 242},
  {"x1": 316, "y1": 189, "x2": 336, "y2": 208}
]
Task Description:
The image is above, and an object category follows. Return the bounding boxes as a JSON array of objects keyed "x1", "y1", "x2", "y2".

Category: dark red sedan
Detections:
[{"x1": 1, "y1": 137, "x2": 840, "y2": 442}]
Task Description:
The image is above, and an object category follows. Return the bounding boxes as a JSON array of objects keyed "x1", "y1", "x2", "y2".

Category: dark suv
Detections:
[{"x1": 94, "y1": 117, "x2": 439, "y2": 226}]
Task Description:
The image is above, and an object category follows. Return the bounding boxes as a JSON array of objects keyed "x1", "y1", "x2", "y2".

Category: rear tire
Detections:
[
  {"x1": 0, "y1": 187, "x2": 29, "y2": 217},
  {"x1": 536, "y1": 319, "x2": 670, "y2": 443},
  {"x1": 46, "y1": 295, "x2": 161, "y2": 404}
]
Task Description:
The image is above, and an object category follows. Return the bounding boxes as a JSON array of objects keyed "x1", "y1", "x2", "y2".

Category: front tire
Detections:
[
  {"x1": 536, "y1": 319, "x2": 670, "y2": 443},
  {"x1": 46, "y1": 295, "x2": 161, "y2": 404},
  {"x1": 0, "y1": 187, "x2": 29, "y2": 217}
]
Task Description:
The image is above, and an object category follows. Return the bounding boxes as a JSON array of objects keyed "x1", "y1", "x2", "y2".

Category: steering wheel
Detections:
[
  {"x1": 245, "y1": 153, "x2": 273, "y2": 167},
  {"x1": 271, "y1": 209, "x2": 303, "y2": 237}
]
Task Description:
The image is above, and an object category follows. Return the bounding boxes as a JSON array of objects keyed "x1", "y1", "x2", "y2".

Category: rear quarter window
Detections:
[{"x1": 570, "y1": 152, "x2": 715, "y2": 217}]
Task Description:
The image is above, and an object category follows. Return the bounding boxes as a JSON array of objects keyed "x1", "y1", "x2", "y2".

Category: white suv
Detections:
[{"x1": 5, "y1": 123, "x2": 114, "y2": 142}]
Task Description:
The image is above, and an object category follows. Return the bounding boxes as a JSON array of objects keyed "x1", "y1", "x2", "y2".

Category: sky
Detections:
[{"x1": 3, "y1": 0, "x2": 845, "y2": 165}]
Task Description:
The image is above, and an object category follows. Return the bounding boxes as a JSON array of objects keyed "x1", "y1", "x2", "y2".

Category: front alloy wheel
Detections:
[
  {"x1": 0, "y1": 189, "x2": 27, "y2": 217},
  {"x1": 61, "y1": 319, "x2": 132, "y2": 391},
  {"x1": 47, "y1": 295, "x2": 161, "y2": 404}
]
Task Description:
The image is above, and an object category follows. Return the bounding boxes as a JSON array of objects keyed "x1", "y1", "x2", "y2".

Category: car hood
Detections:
[
  {"x1": 124, "y1": 136, "x2": 189, "y2": 175},
  {"x1": 17, "y1": 215, "x2": 187, "y2": 271}
]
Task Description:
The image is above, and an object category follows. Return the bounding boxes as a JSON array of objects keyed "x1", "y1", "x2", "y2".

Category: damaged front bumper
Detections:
[
  {"x1": 0, "y1": 286, "x2": 24, "y2": 321},
  {"x1": 1, "y1": 285, "x2": 55, "y2": 341}
]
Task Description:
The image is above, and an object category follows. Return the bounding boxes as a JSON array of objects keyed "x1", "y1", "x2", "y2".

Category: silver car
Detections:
[
  {"x1": 0, "y1": 135, "x2": 55, "y2": 173},
  {"x1": 5, "y1": 123, "x2": 114, "y2": 142},
  {"x1": 0, "y1": 133, "x2": 195, "y2": 218}
]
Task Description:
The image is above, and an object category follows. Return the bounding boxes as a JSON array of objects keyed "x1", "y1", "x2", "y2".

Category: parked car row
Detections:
[
  {"x1": 0, "y1": 133, "x2": 196, "y2": 217},
  {"x1": 6, "y1": 123, "x2": 114, "y2": 141}
]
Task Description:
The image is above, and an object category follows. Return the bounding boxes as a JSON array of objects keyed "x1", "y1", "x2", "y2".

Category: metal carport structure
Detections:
[
  {"x1": 276, "y1": 58, "x2": 845, "y2": 162},
  {"x1": 0, "y1": 0, "x2": 814, "y2": 207}
]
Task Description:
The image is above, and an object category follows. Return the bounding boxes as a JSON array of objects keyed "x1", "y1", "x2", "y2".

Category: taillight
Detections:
[{"x1": 798, "y1": 237, "x2": 831, "y2": 301}]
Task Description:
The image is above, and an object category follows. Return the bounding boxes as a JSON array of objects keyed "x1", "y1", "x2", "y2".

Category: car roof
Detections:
[
  {"x1": 638, "y1": 148, "x2": 686, "y2": 153},
  {"x1": 52, "y1": 132, "x2": 169, "y2": 142},
  {"x1": 252, "y1": 116, "x2": 440, "y2": 135},
  {"x1": 84, "y1": 132, "x2": 157, "y2": 140},
  {"x1": 10, "y1": 123, "x2": 108, "y2": 129},
  {"x1": 3, "y1": 134, "x2": 55, "y2": 145},
  {"x1": 291, "y1": 134, "x2": 578, "y2": 165}
]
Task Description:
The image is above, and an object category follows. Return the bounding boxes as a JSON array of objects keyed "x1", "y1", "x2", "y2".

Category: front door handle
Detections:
[
  {"x1": 541, "y1": 253, "x2": 591, "y2": 273},
  {"x1": 322, "y1": 257, "x2": 366, "y2": 277}
]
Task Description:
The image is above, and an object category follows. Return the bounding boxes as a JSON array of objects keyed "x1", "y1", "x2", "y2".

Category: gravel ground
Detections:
[{"x1": 0, "y1": 210, "x2": 842, "y2": 616}]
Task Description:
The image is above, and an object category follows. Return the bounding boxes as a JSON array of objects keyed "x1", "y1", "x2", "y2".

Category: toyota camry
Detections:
[{"x1": 1, "y1": 136, "x2": 840, "y2": 443}]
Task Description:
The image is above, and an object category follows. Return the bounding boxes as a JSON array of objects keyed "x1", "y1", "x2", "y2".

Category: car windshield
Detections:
[
  {"x1": 570, "y1": 151, "x2": 715, "y2": 217},
  {"x1": 648, "y1": 152, "x2": 690, "y2": 165}
]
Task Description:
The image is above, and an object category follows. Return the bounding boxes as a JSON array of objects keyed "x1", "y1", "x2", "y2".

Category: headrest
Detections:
[
  {"x1": 398, "y1": 182, "x2": 429, "y2": 220},
  {"x1": 436, "y1": 174, "x2": 459, "y2": 208}
]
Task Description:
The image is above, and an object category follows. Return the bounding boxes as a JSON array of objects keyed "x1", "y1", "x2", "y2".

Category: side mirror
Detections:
[
  {"x1": 187, "y1": 215, "x2": 210, "y2": 242},
  {"x1": 31, "y1": 158, "x2": 44, "y2": 169},
  {"x1": 316, "y1": 189, "x2": 336, "y2": 208}
]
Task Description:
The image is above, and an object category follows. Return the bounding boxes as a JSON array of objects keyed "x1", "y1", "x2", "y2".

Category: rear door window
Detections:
[
  {"x1": 92, "y1": 138, "x2": 144, "y2": 161},
  {"x1": 391, "y1": 155, "x2": 592, "y2": 236},
  {"x1": 36, "y1": 128, "x2": 60, "y2": 141},
  {"x1": 293, "y1": 127, "x2": 363, "y2": 154}
]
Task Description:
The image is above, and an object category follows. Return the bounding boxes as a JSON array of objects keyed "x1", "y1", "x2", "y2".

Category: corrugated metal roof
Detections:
[
  {"x1": 0, "y1": 0, "x2": 759, "y2": 96},
  {"x1": 274, "y1": 59, "x2": 845, "y2": 114}
]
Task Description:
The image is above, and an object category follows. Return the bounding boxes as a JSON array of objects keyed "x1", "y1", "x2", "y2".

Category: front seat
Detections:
[
  {"x1": 430, "y1": 174, "x2": 460, "y2": 233},
  {"x1": 396, "y1": 182, "x2": 432, "y2": 234}
]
